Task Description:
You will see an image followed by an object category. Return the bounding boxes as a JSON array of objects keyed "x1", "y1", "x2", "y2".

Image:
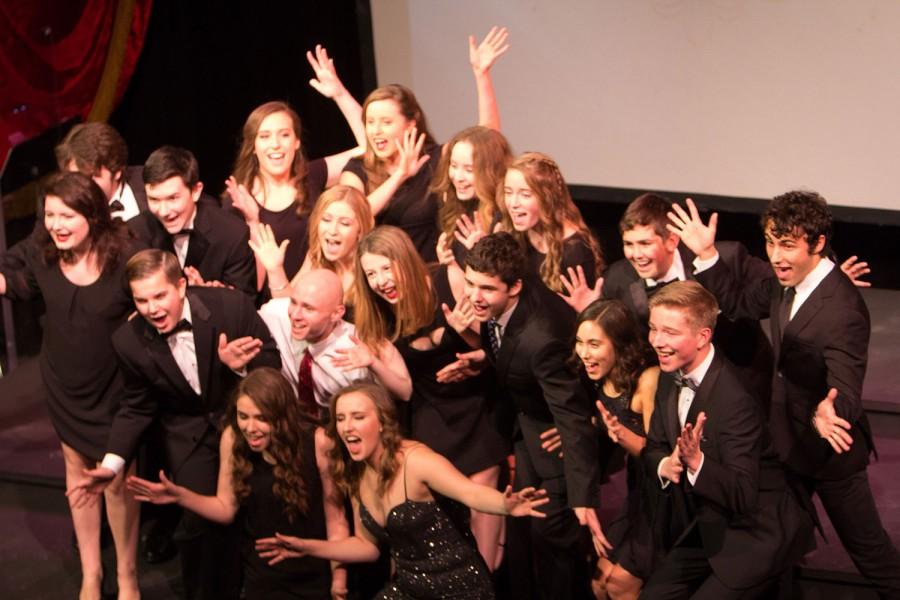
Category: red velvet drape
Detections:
[{"x1": 0, "y1": 0, "x2": 152, "y2": 165}]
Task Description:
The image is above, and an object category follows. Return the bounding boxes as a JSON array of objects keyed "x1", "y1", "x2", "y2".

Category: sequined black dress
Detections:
[{"x1": 358, "y1": 452, "x2": 494, "y2": 599}]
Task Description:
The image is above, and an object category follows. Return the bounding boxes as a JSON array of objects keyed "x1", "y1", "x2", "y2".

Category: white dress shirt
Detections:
[{"x1": 787, "y1": 257, "x2": 834, "y2": 319}]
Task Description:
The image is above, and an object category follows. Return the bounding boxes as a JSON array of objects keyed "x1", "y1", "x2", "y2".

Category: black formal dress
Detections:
[
  {"x1": 0, "y1": 236, "x2": 143, "y2": 459},
  {"x1": 696, "y1": 259, "x2": 900, "y2": 598},
  {"x1": 343, "y1": 143, "x2": 442, "y2": 263},
  {"x1": 127, "y1": 201, "x2": 256, "y2": 295},
  {"x1": 483, "y1": 284, "x2": 600, "y2": 600},
  {"x1": 642, "y1": 351, "x2": 814, "y2": 599},
  {"x1": 602, "y1": 242, "x2": 774, "y2": 408},
  {"x1": 525, "y1": 231, "x2": 598, "y2": 295},
  {"x1": 240, "y1": 433, "x2": 331, "y2": 600},
  {"x1": 359, "y1": 459, "x2": 494, "y2": 600},
  {"x1": 401, "y1": 267, "x2": 508, "y2": 476},
  {"x1": 108, "y1": 287, "x2": 281, "y2": 600}
]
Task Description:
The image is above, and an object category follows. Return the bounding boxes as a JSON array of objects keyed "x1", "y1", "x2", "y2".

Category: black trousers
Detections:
[
  {"x1": 803, "y1": 470, "x2": 900, "y2": 600},
  {"x1": 642, "y1": 546, "x2": 779, "y2": 600},
  {"x1": 511, "y1": 440, "x2": 594, "y2": 600}
]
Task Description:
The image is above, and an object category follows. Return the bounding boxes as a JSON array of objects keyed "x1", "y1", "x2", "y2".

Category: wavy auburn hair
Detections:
[{"x1": 227, "y1": 367, "x2": 311, "y2": 521}]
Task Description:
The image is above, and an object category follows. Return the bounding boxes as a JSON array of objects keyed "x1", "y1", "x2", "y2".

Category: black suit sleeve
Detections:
[
  {"x1": 695, "y1": 253, "x2": 774, "y2": 322},
  {"x1": 108, "y1": 332, "x2": 160, "y2": 461},
  {"x1": 822, "y1": 290, "x2": 869, "y2": 423},
  {"x1": 220, "y1": 225, "x2": 256, "y2": 296},
  {"x1": 235, "y1": 292, "x2": 282, "y2": 371},
  {"x1": 528, "y1": 336, "x2": 600, "y2": 508},
  {"x1": 0, "y1": 236, "x2": 40, "y2": 300}
]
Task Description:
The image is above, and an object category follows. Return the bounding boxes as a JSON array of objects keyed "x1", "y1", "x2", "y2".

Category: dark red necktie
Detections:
[{"x1": 297, "y1": 350, "x2": 319, "y2": 418}]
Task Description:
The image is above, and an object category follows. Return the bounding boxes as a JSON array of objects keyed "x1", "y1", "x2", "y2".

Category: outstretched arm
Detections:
[
  {"x1": 315, "y1": 428, "x2": 350, "y2": 597},
  {"x1": 469, "y1": 26, "x2": 510, "y2": 131}
]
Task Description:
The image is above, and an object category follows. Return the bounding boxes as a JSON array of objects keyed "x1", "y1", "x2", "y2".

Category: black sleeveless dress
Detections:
[
  {"x1": 596, "y1": 383, "x2": 656, "y2": 580},
  {"x1": 240, "y1": 431, "x2": 332, "y2": 599},
  {"x1": 358, "y1": 449, "x2": 495, "y2": 599}
]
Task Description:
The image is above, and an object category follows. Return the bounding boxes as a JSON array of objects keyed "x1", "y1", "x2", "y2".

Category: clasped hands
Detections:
[{"x1": 660, "y1": 412, "x2": 707, "y2": 484}]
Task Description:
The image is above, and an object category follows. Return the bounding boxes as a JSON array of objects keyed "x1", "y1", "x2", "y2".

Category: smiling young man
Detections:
[
  {"x1": 127, "y1": 146, "x2": 256, "y2": 295},
  {"x1": 600, "y1": 193, "x2": 774, "y2": 407},
  {"x1": 70, "y1": 249, "x2": 279, "y2": 600},
  {"x1": 642, "y1": 281, "x2": 812, "y2": 598},
  {"x1": 257, "y1": 268, "x2": 411, "y2": 421},
  {"x1": 672, "y1": 191, "x2": 900, "y2": 597},
  {"x1": 463, "y1": 232, "x2": 601, "y2": 600}
]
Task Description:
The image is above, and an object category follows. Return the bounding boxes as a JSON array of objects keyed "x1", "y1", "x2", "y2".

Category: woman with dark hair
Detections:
[
  {"x1": 225, "y1": 46, "x2": 367, "y2": 288},
  {"x1": 339, "y1": 28, "x2": 509, "y2": 263},
  {"x1": 0, "y1": 171, "x2": 142, "y2": 599},
  {"x1": 574, "y1": 300, "x2": 659, "y2": 599},
  {"x1": 256, "y1": 382, "x2": 548, "y2": 600},
  {"x1": 352, "y1": 226, "x2": 510, "y2": 570},
  {"x1": 498, "y1": 152, "x2": 603, "y2": 307},
  {"x1": 127, "y1": 367, "x2": 348, "y2": 599}
]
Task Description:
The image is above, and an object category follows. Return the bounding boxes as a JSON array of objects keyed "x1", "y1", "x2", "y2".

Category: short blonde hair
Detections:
[{"x1": 648, "y1": 280, "x2": 718, "y2": 332}]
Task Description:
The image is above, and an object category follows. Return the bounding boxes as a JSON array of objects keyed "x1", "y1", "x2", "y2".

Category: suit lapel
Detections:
[
  {"x1": 142, "y1": 321, "x2": 197, "y2": 399},
  {"x1": 495, "y1": 297, "x2": 528, "y2": 380},
  {"x1": 659, "y1": 374, "x2": 681, "y2": 445},
  {"x1": 783, "y1": 269, "x2": 836, "y2": 343},
  {"x1": 685, "y1": 352, "x2": 722, "y2": 426},
  {"x1": 188, "y1": 291, "x2": 214, "y2": 399},
  {"x1": 184, "y1": 204, "x2": 210, "y2": 269}
]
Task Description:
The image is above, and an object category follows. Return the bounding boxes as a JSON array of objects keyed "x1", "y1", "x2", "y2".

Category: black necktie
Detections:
[
  {"x1": 109, "y1": 199, "x2": 125, "y2": 213},
  {"x1": 779, "y1": 286, "x2": 795, "y2": 338},
  {"x1": 164, "y1": 318, "x2": 192, "y2": 338},
  {"x1": 486, "y1": 318, "x2": 502, "y2": 358},
  {"x1": 673, "y1": 371, "x2": 698, "y2": 392}
]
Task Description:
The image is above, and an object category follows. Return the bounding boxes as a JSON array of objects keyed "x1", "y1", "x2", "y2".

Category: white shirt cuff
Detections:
[
  {"x1": 692, "y1": 252, "x2": 720, "y2": 274},
  {"x1": 100, "y1": 453, "x2": 126, "y2": 474},
  {"x1": 657, "y1": 457, "x2": 672, "y2": 489},
  {"x1": 687, "y1": 452, "x2": 705, "y2": 486},
  {"x1": 231, "y1": 366, "x2": 249, "y2": 378}
]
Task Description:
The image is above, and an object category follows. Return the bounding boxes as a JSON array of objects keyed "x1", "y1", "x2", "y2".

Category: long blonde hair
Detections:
[
  {"x1": 353, "y1": 226, "x2": 435, "y2": 348},
  {"x1": 498, "y1": 152, "x2": 603, "y2": 292}
]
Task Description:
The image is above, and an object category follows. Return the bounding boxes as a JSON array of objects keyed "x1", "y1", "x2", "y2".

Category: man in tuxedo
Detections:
[
  {"x1": 641, "y1": 281, "x2": 812, "y2": 599},
  {"x1": 671, "y1": 192, "x2": 900, "y2": 597},
  {"x1": 71, "y1": 249, "x2": 280, "y2": 600},
  {"x1": 462, "y1": 232, "x2": 602, "y2": 600},
  {"x1": 599, "y1": 193, "x2": 774, "y2": 407},
  {"x1": 127, "y1": 145, "x2": 256, "y2": 295}
]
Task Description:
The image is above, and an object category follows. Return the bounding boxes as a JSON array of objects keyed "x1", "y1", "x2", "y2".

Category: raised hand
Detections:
[
  {"x1": 218, "y1": 333, "x2": 263, "y2": 371},
  {"x1": 558, "y1": 265, "x2": 603, "y2": 313},
  {"x1": 676, "y1": 411, "x2": 707, "y2": 472},
  {"x1": 574, "y1": 506, "x2": 613, "y2": 558},
  {"x1": 441, "y1": 295, "x2": 476, "y2": 334},
  {"x1": 469, "y1": 26, "x2": 510, "y2": 75},
  {"x1": 66, "y1": 466, "x2": 116, "y2": 509},
  {"x1": 225, "y1": 176, "x2": 259, "y2": 225},
  {"x1": 127, "y1": 470, "x2": 181, "y2": 504},
  {"x1": 332, "y1": 334, "x2": 375, "y2": 371},
  {"x1": 597, "y1": 402, "x2": 622, "y2": 444},
  {"x1": 395, "y1": 126, "x2": 430, "y2": 181},
  {"x1": 307, "y1": 44, "x2": 348, "y2": 99},
  {"x1": 840, "y1": 255, "x2": 872, "y2": 288},
  {"x1": 659, "y1": 445, "x2": 683, "y2": 484},
  {"x1": 812, "y1": 387, "x2": 853, "y2": 454},
  {"x1": 184, "y1": 265, "x2": 206, "y2": 287},
  {"x1": 435, "y1": 349, "x2": 486, "y2": 383},
  {"x1": 436, "y1": 232, "x2": 455, "y2": 266},
  {"x1": 256, "y1": 533, "x2": 308, "y2": 565},
  {"x1": 538, "y1": 426, "x2": 563, "y2": 458},
  {"x1": 502, "y1": 485, "x2": 549, "y2": 518},
  {"x1": 667, "y1": 198, "x2": 718, "y2": 260},
  {"x1": 454, "y1": 213, "x2": 487, "y2": 250},
  {"x1": 248, "y1": 223, "x2": 289, "y2": 273}
]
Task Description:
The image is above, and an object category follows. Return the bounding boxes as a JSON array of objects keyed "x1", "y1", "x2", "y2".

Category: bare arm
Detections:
[
  {"x1": 315, "y1": 428, "x2": 349, "y2": 595},
  {"x1": 370, "y1": 339, "x2": 413, "y2": 401},
  {"x1": 469, "y1": 26, "x2": 510, "y2": 131}
]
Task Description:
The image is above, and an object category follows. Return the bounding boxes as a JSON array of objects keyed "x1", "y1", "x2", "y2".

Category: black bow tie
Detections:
[
  {"x1": 163, "y1": 318, "x2": 192, "y2": 338},
  {"x1": 673, "y1": 372, "x2": 698, "y2": 392},
  {"x1": 109, "y1": 199, "x2": 125, "y2": 213},
  {"x1": 645, "y1": 278, "x2": 676, "y2": 297}
]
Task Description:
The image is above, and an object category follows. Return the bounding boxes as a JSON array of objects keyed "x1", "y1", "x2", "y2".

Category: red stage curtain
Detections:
[{"x1": 0, "y1": 0, "x2": 152, "y2": 165}]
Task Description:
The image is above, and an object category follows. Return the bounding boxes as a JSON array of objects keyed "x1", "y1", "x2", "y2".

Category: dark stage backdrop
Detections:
[{"x1": 109, "y1": 0, "x2": 375, "y2": 198}]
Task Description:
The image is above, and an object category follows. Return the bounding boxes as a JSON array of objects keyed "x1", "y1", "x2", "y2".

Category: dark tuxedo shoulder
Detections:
[
  {"x1": 187, "y1": 285, "x2": 253, "y2": 314},
  {"x1": 601, "y1": 258, "x2": 639, "y2": 296},
  {"x1": 826, "y1": 266, "x2": 869, "y2": 311},
  {"x1": 125, "y1": 211, "x2": 160, "y2": 243},
  {"x1": 196, "y1": 202, "x2": 246, "y2": 230}
]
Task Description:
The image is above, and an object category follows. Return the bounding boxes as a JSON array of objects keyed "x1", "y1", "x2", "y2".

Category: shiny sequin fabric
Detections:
[{"x1": 360, "y1": 498, "x2": 494, "y2": 599}]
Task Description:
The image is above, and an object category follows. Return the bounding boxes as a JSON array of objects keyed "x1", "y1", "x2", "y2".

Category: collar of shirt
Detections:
[
  {"x1": 494, "y1": 298, "x2": 519, "y2": 333},
  {"x1": 790, "y1": 257, "x2": 834, "y2": 317},
  {"x1": 646, "y1": 249, "x2": 685, "y2": 287},
  {"x1": 162, "y1": 297, "x2": 193, "y2": 337},
  {"x1": 174, "y1": 207, "x2": 198, "y2": 236},
  {"x1": 308, "y1": 320, "x2": 352, "y2": 359},
  {"x1": 682, "y1": 344, "x2": 715, "y2": 389},
  {"x1": 110, "y1": 181, "x2": 140, "y2": 220}
]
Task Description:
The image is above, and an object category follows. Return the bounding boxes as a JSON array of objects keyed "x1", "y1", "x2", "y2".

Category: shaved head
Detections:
[{"x1": 289, "y1": 269, "x2": 345, "y2": 343}]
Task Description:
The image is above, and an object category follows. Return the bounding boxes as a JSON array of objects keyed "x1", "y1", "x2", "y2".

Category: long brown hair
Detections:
[
  {"x1": 575, "y1": 300, "x2": 655, "y2": 398},
  {"x1": 326, "y1": 382, "x2": 403, "y2": 499},
  {"x1": 498, "y1": 152, "x2": 603, "y2": 292},
  {"x1": 433, "y1": 126, "x2": 512, "y2": 240},
  {"x1": 352, "y1": 226, "x2": 435, "y2": 348},
  {"x1": 230, "y1": 101, "x2": 310, "y2": 212},
  {"x1": 38, "y1": 171, "x2": 131, "y2": 272},
  {"x1": 360, "y1": 85, "x2": 434, "y2": 190},
  {"x1": 227, "y1": 368, "x2": 311, "y2": 521}
]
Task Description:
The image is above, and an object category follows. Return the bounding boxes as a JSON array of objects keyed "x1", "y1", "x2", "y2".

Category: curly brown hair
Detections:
[
  {"x1": 497, "y1": 152, "x2": 603, "y2": 292},
  {"x1": 226, "y1": 367, "x2": 311, "y2": 522},
  {"x1": 762, "y1": 189, "x2": 832, "y2": 255},
  {"x1": 325, "y1": 382, "x2": 404, "y2": 499}
]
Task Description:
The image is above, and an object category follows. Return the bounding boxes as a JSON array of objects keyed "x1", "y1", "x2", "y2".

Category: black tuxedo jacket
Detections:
[
  {"x1": 108, "y1": 287, "x2": 280, "y2": 490},
  {"x1": 602, "y1": 242, "x2": 774, "y2": 404},
  {"x1": 697, "y1": 260, "x2": 872, "y2": 479},
  {"x1": 482, "y1": 285, "x2": 600, "y2": 508},
  {"x1": 127, "y1": 201, "x2": 255, "y2": 296},
  {"x1": 643, "y1": 352, "x2": 813, "y2": 589}
]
